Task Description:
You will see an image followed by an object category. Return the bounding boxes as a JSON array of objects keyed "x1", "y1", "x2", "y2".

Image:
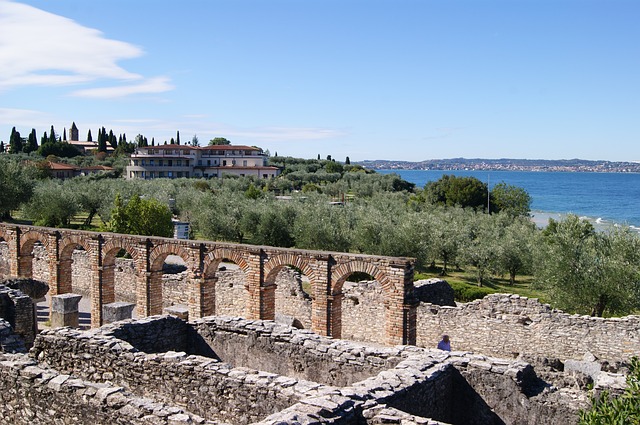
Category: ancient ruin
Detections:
[{"x1": 0, "y1": 222, "x2": 638, "y2": 424}]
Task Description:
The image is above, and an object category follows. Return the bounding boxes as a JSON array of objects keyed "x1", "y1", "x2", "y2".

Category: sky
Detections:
[{"x1": 1, "y1": 0, "x2": 639, "y2": 162}]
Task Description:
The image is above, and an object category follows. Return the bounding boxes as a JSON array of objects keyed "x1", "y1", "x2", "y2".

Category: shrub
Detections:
[{"x1": 449, "y1": 281, "x2": 495, "y2": 302}]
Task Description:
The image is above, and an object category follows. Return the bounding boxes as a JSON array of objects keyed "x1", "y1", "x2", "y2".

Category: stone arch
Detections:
[
  {"x1": 146, "y1": 243, "x2": 192, "y2": 316},
  {"x1": 17, "y1": 230, "x2": 49, "y2": 279},
  {"x1": 202, "y1": 248, "x2": 251, "y2": 319},
  {"x1": 330, "y1": 261, "x2": 393, "y2": 296},
  {"x1": 202, "y1": 248, "x2": 250, "y2": 278},
  {"x1": 101, "y1": 238, "x2": 140, "y2": 308},
  {"x1": 148, "y1": 243, "x2": 191, "y2": 272},
  {"x1": 263, "y1": 253, "x2": 315, "y2": 329},
  {"x1": 57, "y1": 234, "x2": 93, "y2": 301},
  {"x1": 328, "y1": 261, "x2": 397, "y2": 343}
]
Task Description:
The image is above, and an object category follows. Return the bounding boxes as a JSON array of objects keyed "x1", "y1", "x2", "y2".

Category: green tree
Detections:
[
  {"x1": 87, "y1": 129, "x2": 93, "y2": 142},
  {"x1": 0, "y1": 141, "x2": 4, "y2": 153},
  {"x1": 459, "y1": 212, "x2": 500, "y2": 286},
  {"x1": 209, "y1": 137, "x2": 231, "y2": 145},
  {"x1": 49, "y1": 125, "x2": 57, "y2": 144},
  {"x1": 109, "y1": 194, "x2": 173, "y2": 237},
  {"x1": 495, "y1": 216, "x2": 536, "y2": 285},
  {"x1": 0, "y1": 157, "x2": 36, "y2": 219},
  {"x1": 534, "y1": 215, "x2": 640, "y2": 316},
  {"x1": 191, "y1": 134, "x2": 199, "y2": 146},
  {"x1": 491, "y1": 182, "x2": 531, "y2": 217},
  {"x1": 8, "y1": 127, "x2": 23, "y2": 154},
  {"x1": 345, "y1": 156, "x2": 351, "y2": 165},
  {"x1": 580, "y1": 357, "x2": 640, "y2": 424},
  {"x1": 24, "y1": 129, "x2": 38, "y2": 153},
  {"x1": 424, "y1": 175, "x2": 488, "y2": 210},
  {"x1": 176, "y1": 131, "x2": 180, "y2": 145},
  {"x1": 23, "y1": 180, "x2": 79, "y2": 227}
]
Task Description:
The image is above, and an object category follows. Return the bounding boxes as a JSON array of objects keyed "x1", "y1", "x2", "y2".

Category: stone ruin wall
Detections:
[
  {"x1": 13, "y1": 315, "x2": 588, "y2": 425},
  {"x1": 0, "y1": 285, "x2": 35, "y2": 350},
  {"x1": 416, "y1": 294, "x2": 640, "y2": 363},
  {"x1": 2, "y1": 247, "x2": 639, "y2": 363}
]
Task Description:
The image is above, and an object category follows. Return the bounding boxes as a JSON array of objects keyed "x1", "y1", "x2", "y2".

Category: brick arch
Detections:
[
  {"x1": 18, "y1": 230, "x2": 49, "y2": 255},
  {"x1": 330, "y1": 261, "x2": 395, "y2": 296},
  {"x1": 202, "y1": 248, "x2": 250, "y2": 278},
  {"x1": 148, "y1": 243, "x2": 192, "y2": 272},
  {"x1": 101, "y1": 238, "x2": 140, "y2": 267},
  {"x1": 263, "y1": 253, "x2": 317, "y2": 286},
  {"x1": 58, "y1": 234, "x2": 92, "y2": 261}
]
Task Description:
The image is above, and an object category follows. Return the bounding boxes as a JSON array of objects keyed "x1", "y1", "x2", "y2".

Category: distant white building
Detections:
[{"x1": 125, "y1": 144, "x2": 280, "y2": 180}]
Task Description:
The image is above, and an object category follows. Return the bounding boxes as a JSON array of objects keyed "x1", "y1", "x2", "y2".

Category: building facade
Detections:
[{"x1": 126, "y1": 144, "x2": 279, "y2": 180}]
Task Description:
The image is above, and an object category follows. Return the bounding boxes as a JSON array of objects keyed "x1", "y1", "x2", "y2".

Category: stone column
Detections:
[
  {"x1": 7, "y1": 226, "x2": 21, "y2": 278},
  {"x1": 135, "y1": 240, "x2": 151, "y2": 318},
  {"x1": 102, "y1": 302, "x2": 136, "y2": 324},
  {"x1": 89, "y1": 236, "x2": 104, "y2": 328},
  {"x1": 260, "y1": 284, "x2": 276, "y2": 320},
  {"x1": 50, "y1": 293, "x2": 82, "y2": 328}
]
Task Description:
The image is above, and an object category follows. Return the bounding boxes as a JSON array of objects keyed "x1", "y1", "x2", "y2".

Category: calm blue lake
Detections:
[{"x1": 379, "y1": 169, "x2": 640, "y2": 230}]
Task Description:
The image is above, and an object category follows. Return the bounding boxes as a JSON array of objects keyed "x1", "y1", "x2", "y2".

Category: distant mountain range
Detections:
[{"x1": 357, "y1": 158, "x2": 640, "y2": 173}]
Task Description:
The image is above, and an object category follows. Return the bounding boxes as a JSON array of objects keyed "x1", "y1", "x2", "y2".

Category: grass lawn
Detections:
[{"x1": 415, "y1": 266, "x2": 549, "y2": 303}]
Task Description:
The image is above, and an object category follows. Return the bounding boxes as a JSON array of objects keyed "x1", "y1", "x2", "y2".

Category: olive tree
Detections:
[{"x1": 534, "y1": 215, "x2": 640, "y2": 316}]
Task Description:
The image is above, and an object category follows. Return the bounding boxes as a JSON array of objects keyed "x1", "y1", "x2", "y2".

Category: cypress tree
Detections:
[
  {"x1": 63, "y1": 128, "x2": 67, "y2": 141},
  {"x1": 9, "y1": 127, "x2": 23, "y2": 153},
  {"x1": 151, "y1": 138, "x2": 155, "y2": 146},
  {"x1": 24, "y1": 129, "x2": 38, "y2": 153},
  {"x1": 108, "y1": 130, "x2": 117, "y2": 149},
  {"x1": 0, "y1": 141, "x2": 4, "y2": 153},
  {"x1": 345, "y1": 156, "x2": 350, "y2": 165},
  {"x1": 87, "y1": 129, "x2": 93, "y2": 142},
  {"x1": 176, "y1": 131, "x2": 180, "y2": 145},
  {"x1": 49, "y1": 125, "x2": 56, "y2": 144},
  {"x1": 41, "y1": 131, "x2": 48, "y2": 145}
]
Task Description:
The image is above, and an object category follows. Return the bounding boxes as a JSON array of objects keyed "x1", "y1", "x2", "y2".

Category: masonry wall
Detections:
[
  {"x1": 0, "y1": 285, "x2": 35, "y2": 349},
  {"x1": 0, "y1": 242, "x2": 8, "y2": 277},
  {"x1": 416, "y1": 294, "x2": 640, "y2": 362},
  {"x1": 340, "y1": 281, "x2": 386, "y2": 345},
  {"x1": 193, "y1": 315, "x2": 404, "y2": 387},
  {"x1": 30, "y1": 318, "x2": 305, "y2": 424},
  {"x1": 0, "y1": 354, "x2": 214, "y2": 425}
]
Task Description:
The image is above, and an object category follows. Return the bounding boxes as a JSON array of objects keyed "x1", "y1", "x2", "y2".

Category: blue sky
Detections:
[{"x1": 1, "y1": 0, "x2": 638, "y2": 162}]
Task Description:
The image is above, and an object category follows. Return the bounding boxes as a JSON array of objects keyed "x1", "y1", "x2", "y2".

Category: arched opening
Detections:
[
  {"x1": 148, "y1": 247, "x2": 191, "y2": 316},
  {"x1": 336, "y1": 272, "x2": 386, "y2": 344},
  {"x1": 206, "y1": 258, "x2": 248, "y2": 318},
  {"x1": 267, "y1": 265, "x2": 313, "y2": 329},
  {"x1": 19, "y1": 238, "x2": 49, "y2": 282},
  {"x1": 102, "y1": 246, "x2": 139, "y2": 314},
  {"x1": 59, "y1": 241, "x2": 92, "y2": 329},
  {"x1": 160, "y1": 254, "x2": 189, "y2": 309}
]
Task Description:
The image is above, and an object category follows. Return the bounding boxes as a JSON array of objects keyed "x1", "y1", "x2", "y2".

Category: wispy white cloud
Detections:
[
  {"x1": 0, "y1": 0, "x2": 172, "y2": 97},
  {"x1": 0, "y1": 107, "x2": 53, "y2": 128},
  {"x1": 71, "y1": 77, "x2": 174, "y2": 99}
]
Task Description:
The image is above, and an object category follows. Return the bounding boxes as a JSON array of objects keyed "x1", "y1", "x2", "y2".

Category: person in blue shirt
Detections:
[{"x1": 437, "y1": 334, "x2": 451, "y2": 351}]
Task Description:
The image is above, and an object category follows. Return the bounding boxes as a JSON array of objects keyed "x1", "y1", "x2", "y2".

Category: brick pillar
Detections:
[
  {"x1": 17, "y1": 254, "x2": 34, "y2": 279},
  {"x1": 329, "y1": 293, "x2": 343, "y2": 339},
  {"x1": 190, "y1": 276, "x2": 216, "y2": 320},
  {"x1": 135, "y1": 241, "x2": 151, "y2": 318},
  {"x1": 260, "y1": 284, "x2": 276, "y2": 320},
  {"x1": 57, "y1": 259, "x2": 73, "y2": 294},
  {"x1": 245, "y1": 250, "x2": 264, "y2": 320},
  {"x1": 311, "y1": 255, "x2": 332, "y2": 337},
  {"x1": 148, "y1": 270, "x2": 163, "y2": 316},
  {"x1": 89, "y1": 237, "x2": 103, "y2": 328},
  {"x1": 7, "y1": 226, "x2": 20, "y2": 278}
]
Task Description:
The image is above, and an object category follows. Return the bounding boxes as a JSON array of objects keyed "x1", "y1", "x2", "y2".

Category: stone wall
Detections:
[
  {"x1": 274, "y1": 267, "x2": 312, "y2": 329},
  {"x1": 193, "y1": 315, "x2": 405, "y2": 387},
  {"x1": 0, "y1": 285, "x2": 35, "y2": 349},
  {"x1": 214, "y1": 268, "x2": 247, "y2": 317},
  {"x1": 0, "y1": 242, "x2": 8, "y2": 277},
  {"x1": 30, "y1": 317, "x2": 306, "y2": 424},
  {"x1": 0, "y1": 318, "x2": 26, "y2": 353},
  {"x1": 0, "y1": 353, "x2": 215, "y2": 425},
  {"x1": 341, "y1": 281, "x2": 386, "y2": 345},
  {"x1": 416, "y1": 294, "x2": 640, "y2": 362}
]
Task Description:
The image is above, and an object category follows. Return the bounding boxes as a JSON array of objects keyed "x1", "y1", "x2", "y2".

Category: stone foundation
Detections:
[{"x1": 20, "y1": 315, "x2": 594, "y2": 425}]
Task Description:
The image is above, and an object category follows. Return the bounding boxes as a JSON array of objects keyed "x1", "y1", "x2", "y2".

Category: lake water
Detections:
[{"x1": 379, "y1": 169, "x2": 640, "y2": 230}]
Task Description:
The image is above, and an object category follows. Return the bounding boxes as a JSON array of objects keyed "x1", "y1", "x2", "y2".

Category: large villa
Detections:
[{"x1": 125, "y1": 144, "x2": 280, "y2": 180}]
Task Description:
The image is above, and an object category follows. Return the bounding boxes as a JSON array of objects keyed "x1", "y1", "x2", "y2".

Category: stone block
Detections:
[
  {"x1": 103, "y1": 302, "x2": 136, "y2": 324},
  {"x1": 164, "y1": 306, "x2": 189, "y2": 321},
  {"x1": 50, "y1": 294, "x2": 82, "y2": 328},
  {"x1": 51, "y1": 294, "x2": 82, "y2": 314}
]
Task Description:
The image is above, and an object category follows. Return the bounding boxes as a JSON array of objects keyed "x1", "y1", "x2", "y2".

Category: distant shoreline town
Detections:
[{"x1": 357, "y1": 158, "x2": 640, "y2": 173}]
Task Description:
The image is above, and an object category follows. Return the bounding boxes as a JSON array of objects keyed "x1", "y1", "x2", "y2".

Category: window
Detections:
[
  {"x1": 207, "y1": 160, "x2": 211, "y2": 166},
  {"x1": 159, "y1": 160, "x2": 163, "y2": 166},
  {"x1": 141, "y1": 160, "x2": 146, "y2": 166},
  {"x1": 223, "y1": 160, "x2": 227, "y2": 166},
  {"x1": 149, "y1": 159, "x2": 155, "y2": 166},
  {"x1": 168, "y1": 172, "x2": 173, "y2": 178},
  {"x1": 177, "y1": 172, "x2": 183, "y2": 178},
  {"x1": 177, "y1": 160, "x2": 182, "y2": 166},
  {"x1": 243, "y1": 160, "x2": 247, "y2": 166},
  {"x1": 168, "y1": 160, "x2": 172, "y2": 166},
  {"x1": 198, "y1": 160, "x2": 202, "y2": 166}
]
